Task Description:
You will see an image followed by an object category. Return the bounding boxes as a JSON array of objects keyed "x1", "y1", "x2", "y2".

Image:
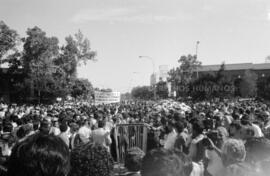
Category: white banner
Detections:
[{"x1": 94, "y1": 91, "x2": 120, "y2": 105}]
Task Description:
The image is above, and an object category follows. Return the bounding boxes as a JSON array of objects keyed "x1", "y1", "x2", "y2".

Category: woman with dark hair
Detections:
[
  {"x1": 69, "y1": 142, "x2": 114, "y2": 176},
  {"x1": 141, "y1": 148, "x2": 192, "y2": 176},
  {"x1": 7, "y1": 133, "x2": 70, "y2": 176},
  {"x1": 188, "y1": 120, "x2": 205, "y2": 162},
  {"x1": 122, "y1": 147, "x2": 145, "y2": 176}
]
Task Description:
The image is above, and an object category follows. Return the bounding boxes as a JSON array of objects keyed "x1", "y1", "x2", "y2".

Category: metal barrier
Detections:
[{"x1": 114, "y1": 123, "x2": 148, "y2": 163}]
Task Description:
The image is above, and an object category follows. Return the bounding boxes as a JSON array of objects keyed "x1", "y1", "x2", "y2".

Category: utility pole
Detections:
[{"x1": 195, "y1": 41, "x2": 200, "y2": 79}]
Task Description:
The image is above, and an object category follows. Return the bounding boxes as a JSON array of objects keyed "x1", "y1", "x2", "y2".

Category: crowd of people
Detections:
[{"x1": 0, "y1": 98, "x2": 270, "y2": 176}]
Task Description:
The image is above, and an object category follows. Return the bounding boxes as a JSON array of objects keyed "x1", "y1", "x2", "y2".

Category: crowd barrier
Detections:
[{"x1": 114, "y1": 123, "x2": 148, "y2": 163}]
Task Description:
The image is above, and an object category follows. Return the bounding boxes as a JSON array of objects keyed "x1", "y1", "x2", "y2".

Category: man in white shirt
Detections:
[
  {"x1": 164, "y1": 122, "x2": 178, "y2": 150},
  {"x1": 58, "y1": 123, "x2": 69, "y2": 147},
  {"x1": 91, "y1": 120, "x2": 111, "y2": 151},
  {"x1": 78, "y1": 119, "x2": 92, "y2": 144},
  {"x1": 252, "y1": 123, "x2": 264, "y2": 137}
]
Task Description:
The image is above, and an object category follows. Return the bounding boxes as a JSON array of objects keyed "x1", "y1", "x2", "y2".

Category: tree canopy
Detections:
[
  {"x1": 0, "y1": 21, "x2": 96, "y2": 103},
  {"x1": 131, "y1": 86, "x2": 153, "y2": 100},
  {"x1": 0, "y1": 21, "x2": 20, "y2": 65}
]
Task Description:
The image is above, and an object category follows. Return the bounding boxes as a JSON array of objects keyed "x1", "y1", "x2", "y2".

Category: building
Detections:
[
  {"x1": 197, "y1": 63, "x2": 270, "y2": 79},
  {"x1": 150, "y1": 73, "x2": 157, "y2": 86},
  {"x1": 149, "y1": 65, "x2": 169, "y2": 86},
  {"x1": 159, "y1": 65, "x2": 169, "y2": 81}
]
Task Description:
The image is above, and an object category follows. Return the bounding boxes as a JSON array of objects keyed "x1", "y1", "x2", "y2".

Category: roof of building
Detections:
[{"x1": 198, "y1": 63, "x2": 270, "y2": 72}]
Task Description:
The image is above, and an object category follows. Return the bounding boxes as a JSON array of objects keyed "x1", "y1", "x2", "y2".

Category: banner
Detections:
[{"x1": 94, "y1": 91, "x2": 120, "y2": 105}]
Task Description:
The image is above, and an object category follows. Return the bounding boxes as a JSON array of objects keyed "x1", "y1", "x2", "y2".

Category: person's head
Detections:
[
  {"x1": 16, "y1": 125, "x2": 30, "y2": 140},
  {"x1": 53, "y1": 121, "x2": 59, "y2": 128},
  {"x1": 59, "y1": 123, "x2": 68, "y2": 133},
  {"x1": 216, "y1": 127, "x2": 229, "y2": 148},
  {"x1": 3, "y1": 122, "x2": 13, "y2": 133},
  {"x1": 98, "y1": 120, "x2": 106, "y2": 128},
  {"x1": 191, "y1": 120, "x2": 204, "y2": 138},
  {"x1": 228, "y1": 121, "x2": 242, "y2": 138},
  {"x1": 7, "y1": 133, "x2": 70, "y2": 176},
  {"x1": 221, "y1": 138, "x2": 246, "y2": 166},
  {"x1": 70, "y1": 123, "x2": 79, "y2": 134},
  {"x1": 174, "y1": 121, "x2": 184, "y2": 134},
  {"x1": 70, "y1": 142, "x2": 114, "y2": 176},
  {"x1": 141, "y1": 148, "x2": 191, "y2": 176},
  {"x1": 33, "y1": 120, "x2": 40, "y2": 131},
  {"x1": 39, "y1": 120, "x2": 51, "y2": 134},
  {"x1": 124, "y1": 147, "x2": 145, "y2": 172}
]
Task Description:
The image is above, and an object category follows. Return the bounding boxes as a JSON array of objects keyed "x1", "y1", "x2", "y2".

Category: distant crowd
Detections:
[{"x1": 0, "y1": 98, "x2": 270, "y2": 176}]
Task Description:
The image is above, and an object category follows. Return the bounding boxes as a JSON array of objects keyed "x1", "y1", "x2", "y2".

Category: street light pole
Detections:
[
  {"x1": 195, "y1": 41, "x2": 200, "y2": 79},
  {"x1": 138, "y1": 56, "x2": 156, "y2": 100}
]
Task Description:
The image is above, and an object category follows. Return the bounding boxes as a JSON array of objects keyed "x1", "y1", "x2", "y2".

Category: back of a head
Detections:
[
  {"x1": 7, "y1": 133, "x2": 70, "y2": 176},
  {"x1": 192, "y1": 120, "x2": 204, "y2": 135},
  {"x1": 3, "y1": 122, "x2": 13, "y2": 133},
  {"x1": 16, "y1": 125, "x2": 28, "y2": 139},
  {"x1": 221, "y1": 138, "x2": 246, "y2": 166},
  {"x1": 33, "y1": 121, "x2": 40, "y2": 131},
  {"x1": 70, "y1": 142, "x2": 114, "y2": 176},
  {"x1": 125, "y1": 147, "x2": 145, "y2": 172},
  {"x1": 141, "y1": 148, "x2": 190, "y2": 176},
  {"x1": 175, "y1": 121, "x2": 184, "y2": 134}
]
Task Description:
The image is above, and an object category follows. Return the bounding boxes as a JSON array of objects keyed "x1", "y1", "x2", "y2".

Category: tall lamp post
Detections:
[
  {"x1": 138, "y1": 56, "x2": 156, "y2": 100},
  {"x1": 195, "y1": 41, "x2": 200, "y2": 79}
]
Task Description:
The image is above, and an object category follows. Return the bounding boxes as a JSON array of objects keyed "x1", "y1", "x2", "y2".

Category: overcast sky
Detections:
[{"x1": 1, "y1": 0, "x2": 270, "y2": 92}]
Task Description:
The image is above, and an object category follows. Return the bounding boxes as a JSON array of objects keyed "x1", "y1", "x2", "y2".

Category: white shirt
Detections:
[
  {"x1": 164, "y1": 129, "x2": 177, "y2": 150},
  {"x1": 190, "y1": 162, "x2": 204, "y2": 176},
  {"x1": 205, "y1": 149, "x2": 224, "y2": 176},
  {"x1": 0, "y1": 111, "x2": 5, "y2": 118},
  {"x1": 78, "y1": 126, "x2": 91, "y2": 144},
  {"x1": 91, "y1": 128, "x2": 111, "y2": 149},
  {"x1": 50, "y1": 127, "x2": 60, "y2": 136},
  {"x1": 252, "y1": 124, "x2": 264, "y2": 137}
]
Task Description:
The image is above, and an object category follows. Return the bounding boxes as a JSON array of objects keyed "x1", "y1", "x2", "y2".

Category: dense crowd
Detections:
[{"x1": 0, "y1": 98, "x2": 270, "y2": 176}]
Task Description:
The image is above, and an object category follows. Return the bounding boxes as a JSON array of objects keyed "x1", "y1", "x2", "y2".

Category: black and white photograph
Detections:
[{"x1": 1, "y1": 0, "x2": 270, "y2": 176}]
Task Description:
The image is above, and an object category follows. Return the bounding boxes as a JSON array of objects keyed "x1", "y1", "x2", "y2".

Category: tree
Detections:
[
  {"x1": 188, "y1": 73, "x2": 217, "y2": 100},
  {"x1": 216, "y1": 62, "x2": 226, "y2": 80},
  {"x1": 168, "y1": 54, "x2": 202, "y2": 98},
  {"x1": 257, "y1": 76, "x2": 270, "y2": 100},
  {"x1": 168, "y1": 67, "x2": 181, "y2": 96},
  {"x1": 5, "y1": 51, "x2": 22, "y2": 73},
  {"x1": 156, "y1": 78, "x2": 168, "y2": 99},
  {"x1": 131, "y1": 86, "x2": 154, "y2": 100},
  {"x1": 22, "y1": 26, "x2": 62, "y2": 103},
  {"x1": 178, "y1": 54, "x2": 202, "y2": 83},
  {"x1": 0, "y1": 24, "x2": 96, "y2": 103},
  {"x1": 71, "y1": 78, "x2": 94, "y2": 99},
  {"x1": 121, "y1": 92, "x2": 132, "y2": 101},
  {"x1": 55, "y1": 30, "x2": 96, "y2": 78},
  {"x1": 215, "y1": 62, "x2": 235, "y2": 98},
  {"x1": 0, "y1": 21, "x2": 20, "y2": 62},
  {"x1": 239, "y1": 69, "x2": 258, "y2": 97},
  {"x1": 188, "y1": 63, "x2": 235, "y2": 100}
]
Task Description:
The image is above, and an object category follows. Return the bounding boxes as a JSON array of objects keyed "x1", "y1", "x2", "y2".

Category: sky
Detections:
[{"x1": 1, "y1": 0, "x2": 270, "y2": 93}]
